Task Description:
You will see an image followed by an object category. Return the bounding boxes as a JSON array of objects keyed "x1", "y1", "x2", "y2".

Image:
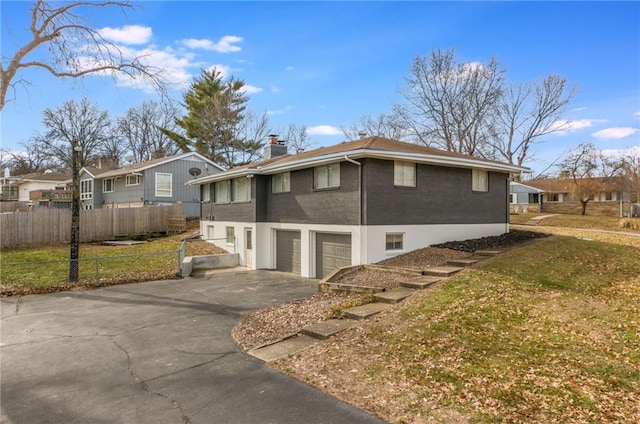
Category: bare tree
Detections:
[
  {"x1": 228, "y1": 110, "x2": 271, "y2": 165},
  {"x1": 494, "y1": 75, "x2": 576, "y2": 167},
  {"x1": 620, "y1": 148, "x2": 640, "y2": 204},
  {"x1": 396, "y1": 49, "x2": 505, "y2": 157},
  {"x1": 341, "y1": 113, "x2": 408, "y2": 141},
  {"x1": 35, "y1": 98, "x2": 112, "y2": 168},
  {"x1": 1, "y1": 0, "x2": 166, "y2": 110},
  {"x1": 1, "y1": 140, "x2": 62, "y2": 174},
  {"x1": 279, "y1": 123, "x2": 314, "y2": 154},
  {"x1": 117, "y1": 100, "x2": 180, "y2": 162},
  {"x1": 559, "y1": 143, "x2": 623, "y2": 215}
]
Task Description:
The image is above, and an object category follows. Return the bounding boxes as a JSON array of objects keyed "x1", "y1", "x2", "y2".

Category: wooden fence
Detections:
[{"x1": 0, "y1": 204, "x2": 185, "y2": 248}]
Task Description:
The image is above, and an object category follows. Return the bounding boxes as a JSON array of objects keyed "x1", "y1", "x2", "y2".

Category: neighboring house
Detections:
[
  {"x1": 0, "y1": 171, "x2": 70, "y2": 202},
  {"x1": 188, "y1": 136, "x2": 526, "y2": 278},
  {"x1": 79, "y1": 152, "x2": 224, "y2": 218},
  {"x1": 509, "y1": 181, "x2": 544, "y2": 214},
  {"x1": 526, "y1": 177, "x2": 633, "y2": 217}
]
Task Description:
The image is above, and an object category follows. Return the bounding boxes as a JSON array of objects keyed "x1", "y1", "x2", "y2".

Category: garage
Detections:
[
  {"x1": 316, "y1": 233, "x2": 352, "y2": 278},
  {"x1": 276, "y1": 230, "x2": 301, "y2": 274}
]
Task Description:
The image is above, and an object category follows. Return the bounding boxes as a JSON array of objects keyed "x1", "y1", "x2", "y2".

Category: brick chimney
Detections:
[
  {"x1": 264, "y1": 135, "x2": 287, "y2": 159},
  {"x1": 97, "y1": 156, "x2": 119, "y2": 169}
]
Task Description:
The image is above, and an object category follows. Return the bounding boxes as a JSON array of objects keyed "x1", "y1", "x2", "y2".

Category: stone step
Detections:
[
  {"x1": 343, "y1": 302, "x2": 391, "y2": 320},
  {"x1": 446, "y1": 258, "x2": 478, "y2": 267},
  {"x1": 475, "y1": 250, "x2": 502, "y2": 257},
  {"x1": 422, "y1": 266, "x2": 464, "y2": 277},
  {"x1": 302, "y1": 319, "x2": 357, "y2": 340},
  {"x1": 248, "y1": 334, "x2": 318, "y2": 362},
  {"x1": 401, "y1": 276, "x2": 442, "y2": 289},
  {"x1": 374, "y1": 287, "x2": 416, "y2": 304}
]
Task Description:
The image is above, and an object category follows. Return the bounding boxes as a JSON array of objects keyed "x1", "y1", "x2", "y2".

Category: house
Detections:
[
  {"x1": 79, "y1": 152, "x2": 224, "y2": 218},
  {"x1": 509, "y1": 181, "x2": 544, "y2": 214},
  {"x1": 526, "y1": 177, "x2": 633, "y2": 217},
  {"x1": 0, "y1": 170, "x2": 70, "y2": 202},
  {"x1": 188, "y1": 136, "x2": 526, "y2": 278}
]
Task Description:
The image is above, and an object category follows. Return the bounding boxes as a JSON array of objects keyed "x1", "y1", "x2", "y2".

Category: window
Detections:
[
  {"x1": 103, "y1": 178, "x2": 114, "y2": 193},
  {"x1": 272, "y1": 172, "x2": 291, "y2": 193},
  {"x1": 394, "y1": 161, "x2": 416, "y2": 187},
  {"x1": 226, "y1": 226, "x2": 235, "y2": 244},
  {"x1": 510, "y1": 193, "x2": 517, "y2": 204},
  {"x1": 605, "y1": 192, "x2": 613, "y2": 201},
  {"x1": 232, "y1": 177, "x2": 250, "y2": 202},
  {"x1": 472, "y1": 169, "x2": 488, "y2": 192},
  {"x1": 80, "y1": 180, "x2": 93, "y2": 200},
  {"x1": 528, "y1": 193, "x2": 539, "y2": 204},
  {"x1": 548, "y1": 193, "x2": 560, "y2": 202},
  {"x1": 314, "y1": 163, "x2": 340, "y2": 189},
  {"x1": 155, "y1": 173, "x2": 172, "y2": 197},
  {"x1": 215, "y1": 180, "x2": 230, "y2": 203},
  {"x1": 386, "y1": 233, "x2": 404, "y2": 251},
  {"x1": 202, "y1": 183, "x2": 211, "y2": 202},
  {"x1": 126, "y1": 174, "x2": 140, "y2": 186}
]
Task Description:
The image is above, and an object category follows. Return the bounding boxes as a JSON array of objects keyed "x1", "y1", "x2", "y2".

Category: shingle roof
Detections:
[
  {"x1": 526, "y1": 177, "x2": 624, "y2": 193},
  {"x1": 190, "y1": 136, "x2": 528, "y2": 185},
  {"x1": 8, "y1": 172, "x2": 71, "y2": 182}
]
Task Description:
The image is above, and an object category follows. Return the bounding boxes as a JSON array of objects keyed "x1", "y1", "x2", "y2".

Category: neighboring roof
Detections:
[
  {"x1": 4, "y1": 172, "x2": 70, "y2": 184},
  {"x1": 527, "y1": 177, "x2": 624, "y2": 193},
  {"x1": 80, "y1": 152, "x2": 224, "y2": 179},
  {"x1": 510, "y1": 181, "x2": 545, "y2": 193},
  {"x1": 188, "y1": 136, "x2": 529, "y2": 185}
]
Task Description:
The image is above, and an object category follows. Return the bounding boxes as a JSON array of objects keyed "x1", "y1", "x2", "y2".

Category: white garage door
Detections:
[
  {"x1": 316, "y1": 233, "x2": 352, "y2": 279},
  {"x1": 276, "y1": 230, "x2": 301, "y2": 274}
]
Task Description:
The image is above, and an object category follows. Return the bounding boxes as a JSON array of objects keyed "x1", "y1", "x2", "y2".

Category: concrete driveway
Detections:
[{"x1": 1, "y1": 270, "x2": 386, "y2": 424}]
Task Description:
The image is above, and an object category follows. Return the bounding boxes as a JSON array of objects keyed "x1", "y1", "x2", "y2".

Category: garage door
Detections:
[
  {"x1": 316, "y1": 233, "x2": 352, "y2": 279},
  {"x1": 276, "y1": 230, "x2": 301, "y2": 274}
]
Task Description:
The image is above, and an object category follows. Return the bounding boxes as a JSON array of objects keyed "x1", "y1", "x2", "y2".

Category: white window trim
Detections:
[
  {"x1": 214, "y1": 180, "x2": 230, "y2": 204},
  {"x1": 126, "y1": 174, "x2": 141, "y2": 186},
  {"x1": 394, "y1": 161, "x2": 416, "y2": 187},
  {"x1": 103, "y1": 178, "x2": 114, "y2": 193},
  {"x1": 472, "y1": 169, "x2": 488, "y2": 192},
  {"x1": 272, "y1": 172, "x2": 291, "y2": 193},
  {"x1": 314, "y1": 163, "x2": 340, "y2": 189},
  {"x1": 155, "y1": 172, "x2": 172, "y2": 197},
  {"x1": 232, "y1": 177, "x2": 251, "y2": 202},
  {"x1": 80, "y1": 180, "x2": 93, "y2": 200},
  {"x1": 385, "y1": 233, "x2": 404, "y2": 251},
  {"x1": 225, "y1": 226, "x2": 235, "y2": 245}
]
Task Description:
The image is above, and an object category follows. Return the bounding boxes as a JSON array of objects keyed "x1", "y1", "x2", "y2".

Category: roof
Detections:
[
  {"x1": 188, "y1": 136, "x2": 529, "y2": 185},
  {"x1": 526, "y1": 177, "x2": 624, "y2": 193},
  {"x1": 80, "y1": 152, "x2": 224, "y2": 179},
  {"x1": 4, "y1": 172, "x2": 70, "y2": 184},
  {"x1": 510, "y1": 181, "x2": 545, "y2": 193}
]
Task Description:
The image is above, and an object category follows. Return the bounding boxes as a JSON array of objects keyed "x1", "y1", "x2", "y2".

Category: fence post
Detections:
[
  {"x1": 95, "y1": 257, "x2": 100, "y2": 283},
  {"x1": 178, "y1": 240, "x2": 187, "y2": 275}
]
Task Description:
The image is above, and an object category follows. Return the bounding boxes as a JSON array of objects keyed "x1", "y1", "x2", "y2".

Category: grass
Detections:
[
  {"x1": 276, "y1": 236, "x2": 640, "y2": 423},
  {"x1": 0, "y1": 233, "x2": 226, "y2": 296},
  {"x1": 510, "y1": 212, "x2": 640, "y2": 233}
]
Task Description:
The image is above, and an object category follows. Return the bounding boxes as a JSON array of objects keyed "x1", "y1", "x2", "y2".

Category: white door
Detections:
[{"x1": 245, "y1": 228, "x2": 253, "y2": 268}]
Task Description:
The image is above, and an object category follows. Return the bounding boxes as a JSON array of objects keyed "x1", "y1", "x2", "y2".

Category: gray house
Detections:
[
  {"x1": 509, "y1": 181, "x2": 544, "y2": 214},
  {"x1": 188, "y1": 137, "x2": 527, "y2": 278},
  {"x1": 80, "y1": 152, "x2": 224, "y2": 218}
]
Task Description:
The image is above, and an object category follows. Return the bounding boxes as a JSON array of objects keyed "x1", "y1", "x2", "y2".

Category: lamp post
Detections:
[{"x1": 69, "y1": 142, "x2": 82, "y2": 282}]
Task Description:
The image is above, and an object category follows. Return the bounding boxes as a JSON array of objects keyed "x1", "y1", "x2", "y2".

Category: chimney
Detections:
[
  {"x1": 153, "y1": 148, "x2": 166, "y2": 159},
  {"x1": 264, "y1": 135, "x2": 287, "y2": 159},
  {"x1": 358, "y1": 131, "x2": 367, "y2": 139},
  {"x1": 98, "y1": 156, "x2": 119, "y2": 169}
]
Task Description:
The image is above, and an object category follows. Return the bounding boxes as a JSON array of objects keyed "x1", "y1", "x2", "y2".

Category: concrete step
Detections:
[
  {"x1": 374, "y1": 287, "x2": 416, "y2": 304},
  {"x1": 248, "y1": 334, "x2": 318, "y2": 362},
  {"x1": 401, "y1": 276, "x2": 442, "y2": 289},
  {"x1": 343, "y1": 303, "x2": 391, "y2": 320},
  {"x1": 423, "y1": 266, "x2": 464, "y2": 277},
  {"x1": 446, "y1": 258, "x2": 478, "y2": 267},
  {"x1": 475, "y1": 250, "x2": 502, "y2": 257},
  {"x1": 302, "y1": 319, "x2": 357, "y2": 340}
]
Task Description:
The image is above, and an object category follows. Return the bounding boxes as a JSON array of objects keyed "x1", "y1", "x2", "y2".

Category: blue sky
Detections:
[{"x1": 1, "y1": 1, "x2": 639, "y2": 176}]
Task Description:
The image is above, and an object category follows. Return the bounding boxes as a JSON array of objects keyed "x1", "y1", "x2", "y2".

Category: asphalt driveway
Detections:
[{"x1": 1, "y1": 270, "x2": 386, "y2": 424}]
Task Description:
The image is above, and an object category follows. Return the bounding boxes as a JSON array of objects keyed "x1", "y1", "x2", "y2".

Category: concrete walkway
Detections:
[{"x1": 1, "y1": 271, "x2": 386, "y2": 424}]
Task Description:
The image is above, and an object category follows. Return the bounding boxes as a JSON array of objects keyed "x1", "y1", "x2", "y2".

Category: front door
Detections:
[{"x1": 245, "y1": 228, "x2": 253, "y2": 268}]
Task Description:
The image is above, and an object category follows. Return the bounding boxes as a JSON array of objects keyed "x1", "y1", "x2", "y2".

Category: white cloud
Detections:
[
  {"x1": 635, "y1": 111, "x2": 640, "y2": 119},
  {"x1": 549, "y1": 118, "x2": 607, "y2": 134},
  {"x1": 270, "y1": 85, "x2": 281, "y2": 93},
  {"x1": 601, "y1": 145, "x2": 640, "y2": 158},
  {"x1": 592, "y1": 127, "x2": 639, "y2": 140},
  {"x1": 98, "y1": 25, "x2": 152, "y2": 45},
  {"x1": 242, "y1": 84, "x2": 263, "y2": 94},
  {"x1": 180, "y1": 35, "x2": 243, "y2": 53},
  {"x1": 307, "y1": 125, "x2": 342, "y2": 136},
  {"x1": 285, "y1": 66, "x2": 295, "y2": 71},
  {"x1": 266, "y1": 105, "x2": 292, "y2": 116}
]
